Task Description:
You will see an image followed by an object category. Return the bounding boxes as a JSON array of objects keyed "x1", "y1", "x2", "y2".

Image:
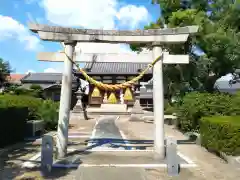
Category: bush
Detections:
[
  {"x1": 165, "y1": 104, "x2": 176, "y2": 115},
  {"x1": 37, "y1": 99, "x2": 59, "y2": 131},
  {"x1": 0, "y1": 95, "x2": 59, "y2": 133},
  {"x1": 3, "y1": 84, "x2": 20, "y2": 93},
  {"x1": 200, "y1": 116, "x2": 240, "y2": 156},
  {"x1": 0, "y1": 94, "x2": 42, "y2": 120},
  {"x1": 29, "y1": 84, "x2": 43, "y2": 98},
  {"x1": 0, "y1": 105, "x2": 28, "y2": 148},
  {"x1": 14, "y1": 87, "x2": 43, "y2": 98},
  {"x1": 30, "y1": 84, "x2": 42, "y2": 90},
  {"x1": 164, "y1": 99, "x2": 169, "y2": 110},
  {"x1": 14, "y1": 88, "x2": 30, "y2": 95},
  {"x1": 175, "y1": 92, "x2": 240, "y2": 132}
]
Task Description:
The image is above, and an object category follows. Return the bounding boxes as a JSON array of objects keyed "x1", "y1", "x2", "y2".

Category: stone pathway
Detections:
[
  {"x1": 86, "y1": 115, "x2": 128, "y2": 150},
  {"x1": 54, "y1": 115, "x2": 148, "y2": 180}
]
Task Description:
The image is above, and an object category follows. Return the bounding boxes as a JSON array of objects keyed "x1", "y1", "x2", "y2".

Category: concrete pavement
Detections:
[
  {"x1": 92, "y1": 116, "x2": 122, "y2": 139},
  {"x1": 77, "y1": 167, "x2": 147, "y2": 180},
  {"x1": 76, "y1": 115, "x2": 148, "y2": 180},
  {"x1": 87, "y1": 116, "x2": 126, "y2": 150}
]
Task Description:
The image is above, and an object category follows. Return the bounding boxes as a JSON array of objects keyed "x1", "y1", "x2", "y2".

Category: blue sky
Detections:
[{"x1": 0, "y1": 0, "x2": 160, "y2": 74}]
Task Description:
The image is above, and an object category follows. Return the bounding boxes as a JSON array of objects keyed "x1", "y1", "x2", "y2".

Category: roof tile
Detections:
[
  {"x1": 21, "y1": 73, "x2": 77, "y2": 83},
  {"x1": 84, "y1": 62, "x2": 152, "y2": 75},
  {"x1": 7, "y1": 74, "x2": 25, "y2": 82}
]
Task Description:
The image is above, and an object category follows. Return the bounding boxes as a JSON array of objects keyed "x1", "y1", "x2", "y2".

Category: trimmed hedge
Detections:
[
  {"x1": 14, "y1": 88, "x2": 42, "y2": 98},
  {"x1": 0, "y1": 95, "x2": 59, "y2": 147},
  {"x1": 175, "y1": 92, "x2": 240, "y2": 132},
  {"x1": 0, "y1": 94, "x2": 42, "y2": 120},
  {"x1": 200, "y1": 116, "x2": 240, "y2": 156},
  {"x1": 0, "y1": 94, "x2": 59, "y2": 130},
  {"x1": 0, "y1": 106, "x2": 28, "y2": 148}
]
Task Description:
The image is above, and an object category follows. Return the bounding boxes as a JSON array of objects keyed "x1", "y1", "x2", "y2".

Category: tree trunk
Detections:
[{"x1": 203, "y1": 75, "x2": 219, "y2": 93}]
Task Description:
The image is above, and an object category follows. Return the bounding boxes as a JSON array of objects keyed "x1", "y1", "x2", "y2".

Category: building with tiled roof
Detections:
[
  {"x1": 18, "y1": 62, "x2": 156, "y2": 107},
  {"x1": 21, "y1": 72, "x2": 78, "y2": 89},
  {"x1": 84, "y1": 62, "x2": 152, "y2": 75},
  {"x1": 7, "y1": 74, "x2": 25, "y2": 84},
  {"x1": 73, "y1": 62, "x2": 154, "y2": 106},
  {"x1": 20, "y1": 72, "x2": 81, "y2": 102}
]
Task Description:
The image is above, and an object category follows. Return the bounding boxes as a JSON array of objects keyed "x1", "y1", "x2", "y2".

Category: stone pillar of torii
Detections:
[{"x1": 28, "y1": 23, "x2": 198, "y2": 158}]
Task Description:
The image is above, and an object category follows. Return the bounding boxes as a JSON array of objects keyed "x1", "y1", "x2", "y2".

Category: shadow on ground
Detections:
[
  {"x1": 3, "y1": 166, "x2": 79, "y2": 180},
  {"x1": 0, "y1": 135, "x2": 196, "y2": 179},
  {"x1": 83, "y1": 138, "x2": 197, "y2": 147},
  {"x1": 68, "y1": 138, "x2": 154, "y2": 154},
  {"x1": 0, "y1": 141, "x2": 41, "y2": 180},
  {"x1": 0, "y1": 140, "x2": 79, "y2": 179}
]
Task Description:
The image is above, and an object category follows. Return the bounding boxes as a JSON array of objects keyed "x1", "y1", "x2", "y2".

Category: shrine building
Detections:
[{"x1": 75, "y1": 62, "x2": 154, "y2": 106}]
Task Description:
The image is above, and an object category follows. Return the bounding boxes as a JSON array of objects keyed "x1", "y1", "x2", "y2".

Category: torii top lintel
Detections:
[{"x1": 28, "y1": 23, "x2": 199, "y2": 44}]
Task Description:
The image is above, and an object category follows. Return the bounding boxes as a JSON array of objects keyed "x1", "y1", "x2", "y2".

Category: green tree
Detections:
[
  {"x1": 30, "y1": 84, "x2": 43, "y2": 98},
  {"x1": 0, "y1": 58, "x2": 11, "y2": 88},
  {"x1": 131, "y1": 0, "x2": 240, "y2": 97}
]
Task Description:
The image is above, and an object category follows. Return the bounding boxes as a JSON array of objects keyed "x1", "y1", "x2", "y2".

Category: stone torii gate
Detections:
[{"x1": 29, "y1": 23, "x2": 198, "y2": 158}]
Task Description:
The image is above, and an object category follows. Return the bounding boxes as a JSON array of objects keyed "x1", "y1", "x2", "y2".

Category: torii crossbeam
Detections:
[
  {"x1": 29, "y1": 23, "x2": 198, "y2": 43},
  {"x1": 37, "y1": 52, "x2": 189, "y2": 64}
]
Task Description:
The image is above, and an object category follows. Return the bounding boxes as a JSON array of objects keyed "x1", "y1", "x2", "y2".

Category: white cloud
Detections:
[
  {"x1": 44, "y1": 68, "x2": 60, "y2": 73},
  {"x1": 40, "y1": 0, "x2": 151, "y2": 56},
  {"x1": 117, "y1": 5, "x2": 150, "y2": 29},
  {"x1": 0, "y1": 15, "x2": 42, "y2": 51},
  {"x1": 40, "y1": 0, "x2": 150, "y2": 30},
  {"x1": 41, "y1": 0, "x2": 118, "y2": 29}
]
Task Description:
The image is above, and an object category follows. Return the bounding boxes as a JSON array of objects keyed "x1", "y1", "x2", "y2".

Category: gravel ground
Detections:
[{"x1": 117, "y1": 117, "x2": 240, "y2": 180}]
